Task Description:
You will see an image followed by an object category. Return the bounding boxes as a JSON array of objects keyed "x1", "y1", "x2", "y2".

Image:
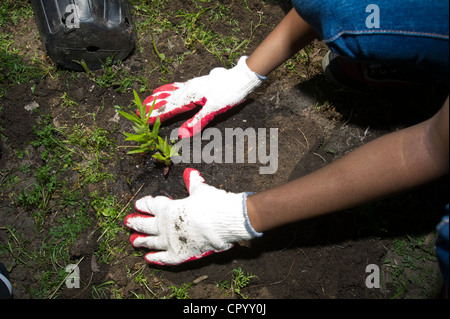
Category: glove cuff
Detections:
[
  {"x1": 212, "y1": 191, "x2": 263, "y2": 245},
  {"x1": 234, "y1": 56, "x2": 265, "y2": 96},
  {"x1": 243, "y1": 192, "x2": 263, "y2": 238},
  {"x1": 238, "y1": 56, "x2": 268, "y2": 81}
]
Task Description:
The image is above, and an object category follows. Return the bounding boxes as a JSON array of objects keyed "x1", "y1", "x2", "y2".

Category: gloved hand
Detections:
[
  {"x1": 142, "y1": 56, "x2": 265, "y2": 139},
  {"x1": 124, "y1": 168, "x2": 262, "y2": 265}
]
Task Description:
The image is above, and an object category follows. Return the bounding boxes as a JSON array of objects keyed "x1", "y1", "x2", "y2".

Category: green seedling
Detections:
[
  {"x1": 118, "y1": 89, "x2": 158, "y2": 152},
  {"x1": 153, "y1": 136, "x2": 179, "y2": 166},
  {"x1": 73, "y1": 59, "x2": 91, "y2": 76},
  {"x1": 231, "y1": 267, "x2": 258, "y2": 299},
  {"x1": 168, "y1": 282, "x2": 192, "y2": 299},
  {"x1": 217, "y1": 267, "x2": 258, "y2": 299},
  {"x1": 119, "y1": 90, "x2": 178, "y2": 166}
]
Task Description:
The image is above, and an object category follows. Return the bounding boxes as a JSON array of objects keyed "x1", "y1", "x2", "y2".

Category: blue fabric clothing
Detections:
[
  {"x1": 436, "y1": 208, "x2": 449, "y2": 297},
  {"x1": 291, "y1": 0, "x2": 449, "y2": 81}
]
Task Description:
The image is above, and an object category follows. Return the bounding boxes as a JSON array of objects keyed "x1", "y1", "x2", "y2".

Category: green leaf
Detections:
[
  {"x1": 152, "y1": 153, "x2": 167, "y2": 161},
  {"x1": 123, "y1": 132, "x2": 148, "y2": 142},
  {"x1": 155, "y1": 136, "x2": 166, "y2": 152},
  {"x1": 133, "y1": 89, "x2": 142, "y2": 110},
  {"x1": 152, "y1": 152, "x2": 171, "y2": 166},
  {"x1": 133, "y1": 89, "x2": 147, "y2": 123},
  {"x1": 127, "y1": 147, "x2": 150, "y2": 154},
  {"x1": 118, "y1": 110, "x2": 141, "y2": 125},
  {"x1": 140, "y1": 141, "x2": 157, "y2": 150},
  {"x1": 131, "y1": 124, "x2": 148, "y2": 135},
  {"x1": 151, "y1": 116, "x2": 161, "y2": 135},
  {"x1": 145, "y1": 99, "x2": 156, "y2": 124},
  {"x1": 170, "y1": 144, "x2": 180, "y2": 157}
]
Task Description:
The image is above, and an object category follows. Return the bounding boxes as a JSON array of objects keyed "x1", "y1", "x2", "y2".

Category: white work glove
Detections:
[
  {"x1": 142, "y1": 56, "x2": 266, "y2": 139},
  {"x1": 124, "y1": 168, "x2": 262, "y2": 266}
]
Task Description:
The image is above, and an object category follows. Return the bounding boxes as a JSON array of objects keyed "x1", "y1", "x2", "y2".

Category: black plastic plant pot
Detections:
[{"x1": 31, "y1": 0, "x2": 136, "y2": 71}]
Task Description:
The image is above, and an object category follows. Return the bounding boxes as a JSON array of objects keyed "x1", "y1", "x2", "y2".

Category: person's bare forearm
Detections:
[
  {"x1": 247, "y1": 99, "x2": 449, "y2": 233},
  {"x1": 246, "y1": 8, "x2": 318, "y2": 76}
]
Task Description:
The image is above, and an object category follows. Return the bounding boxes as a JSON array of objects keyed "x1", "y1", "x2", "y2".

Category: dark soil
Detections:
[{"x1": 0, "y1": 0, "x2": 448, "y2": 300}]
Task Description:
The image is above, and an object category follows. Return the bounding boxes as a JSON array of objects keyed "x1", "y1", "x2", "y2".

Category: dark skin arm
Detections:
[
  {"x1": 246, "y1": 8, "x2": 318, "y2": 76},
  {"x1": 242, "y1": 9, "x2": 449, "y2": 233},
  {"x1": 247, "y1": 98, "x2": 449, "y2": 232}
]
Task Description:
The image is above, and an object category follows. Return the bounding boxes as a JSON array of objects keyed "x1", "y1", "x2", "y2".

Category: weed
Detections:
[
  {"x1": 0, "y1": 44, "x2": 46, "y2": 97},
  {"x1": 76, "y1": 56, "x2": 148, "y2": 94},
  {"x1": 8, "y1": 111, "x2": 123, "y2": 297},
  {"x1": 168, "y1": 282, "x2": 193, "y2": 299},
  {"x1": 217, "y1": 267, "x2": 258, "y2": 299},
  {"x1": 150, "y1": 32, "x2": 173, "y2": 83},
  {"x1": 131, "y1": 0, "x2": 262, "y2": 69},
  {"x1": 0, "y1": 1, "x2": 33, "y2": 28},
  {"x1": 73, "y1": 59, "x2": 91, "y2": 76},
  {"x1": 175, "y1": 3, "x2": 253, "y2": 67},
  {"x1": 383, "y1": 234, "x2": 441, "y2": 298},
  {"x1": 95, "y1": 58, "x2": 135, "y2": 93},
  {"x1": 91, "y1": 281, "x2": 121, "y2": 299},
  {"x1": 60, "y1": 92, "x2": 77, "y2": 108},
  {"x1": 18, "y1": 163, "x2": 31, "y2": 174},
  {"x1": 231, "y1": 267, "x2": 258, "y2": 299},
  {"x1": 125, "y1": 263, "x2": 159, "y2": 298},
  {"x1": 0, "y1": 1, "x2": 49, "y2": 97},
  {"x1": 18, "y1": 163, "x2": 59, "y2": 227},
  {"x1": 0, "y1": 226, "x2": 35, "y2": 270}
]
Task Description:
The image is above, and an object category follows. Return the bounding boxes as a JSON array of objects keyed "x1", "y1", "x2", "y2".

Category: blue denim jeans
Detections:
[
  {"x1": 291, "y1": 0, "x2": 449, "y2": 81},
  {"x1": 436, "y1": 208, "x2": 449, "y2": 296}
]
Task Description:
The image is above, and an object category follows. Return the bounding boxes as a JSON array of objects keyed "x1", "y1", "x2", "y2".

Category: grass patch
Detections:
[
  {"x1": 0, "y1": 1, "x2": 49, "y2": 97},
  {"x1": 0, "y1": 110, "x2": 126, "y2": 298}
]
